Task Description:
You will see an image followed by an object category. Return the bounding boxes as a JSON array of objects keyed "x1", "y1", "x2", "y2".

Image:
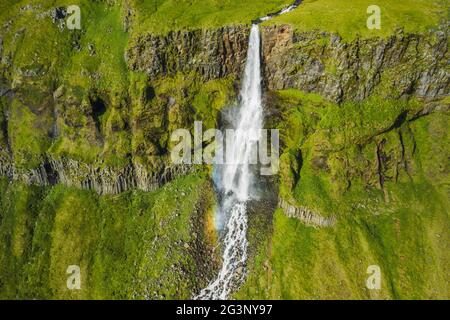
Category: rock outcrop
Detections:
[
  {"x1": 0, "y1": 154, "x2": 196, "y2": 195},
  {"x1": 1, "y1": 20, "x2": 448, "y2": 196},
  {"x1": 278, "y1": 198, "x2": 336, "y2": 227},
  {"x1": 127, "y1": 23, "x2": 449, "y2": 103},
  {"x1": 126, "y1": 25, "x2": 250, "y2": 80},
  {"x1": 261, "y1": 24, "x2": 449, "y2": 103}
]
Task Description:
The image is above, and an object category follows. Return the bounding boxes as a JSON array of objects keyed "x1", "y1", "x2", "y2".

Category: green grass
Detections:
[
  {"x1": 1, "y1": 0, "x2": 448, "y2": 300},
  {"x1": 2, "y1": 0, "x2": 446, "y2": 40},
  {"x1": 0, "y1": 1, "x2": 132, "y2": 167},
  {"x1": 7, "y1": 99, "x2": 53, "y2": 169},
  {"x1": 238, "y1": 183, "x2": 449, "y2": 299},
  {"x1": 0, "y1": 173, "x2": 215, "y2": 299},
  {"x1": 130, "y1": 0, "x2": 293, "y2": 35},
  {"x1": 236, "y1": 90, "x2": 449, "y2": 299},
  {"x1": 266, "y1": 0, "x2": 448, "y2": 40},
  {"x1": 272, "y1": 89, "x2": 444, "y2": 214}
]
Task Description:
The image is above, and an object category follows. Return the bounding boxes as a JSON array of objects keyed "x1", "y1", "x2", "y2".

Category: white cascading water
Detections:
[
  {"x1": 195, "y1": 3, "x2": 301, "y2": 300},
  {"x1": 195, "y1": 24, "x2": 262, "y2": 300}
]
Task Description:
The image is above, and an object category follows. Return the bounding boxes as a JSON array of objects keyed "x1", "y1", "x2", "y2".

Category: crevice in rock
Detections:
[
  {"x1": 89, "y1": 95, "x2": 107, "y2": 135},
  {"x1": 0, "y1": 108, "x2": 11, "y2": 155},
  {"x1": 397, "y1": 129, "x2": 413, "y2": 182},
  {"x1": 145, "y1": 86, "x2": 156, "y2": 101},
  {"x1": 375, "y1": 139, "x2": 389, "y2": 202},
  {"x1": 292, "y1": 149, "x2": 302, "y2": 186},
  {"x1": 392, "y1": 110, "x2": 409, "y2": 129},
  {"x1": 43, "y1": 160, "x2": 58, "y2": 185}
]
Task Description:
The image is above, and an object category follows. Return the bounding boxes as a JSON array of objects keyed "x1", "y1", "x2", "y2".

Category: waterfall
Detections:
[
  {"x1": 222, "y1": 24, "x2": 263, "y2": 202},
  {"x1": 195, "y1": 24, "x2": 261, "y2": 300},
  {"x1": 195, "y1": 2, "x2": 301, "y2": 300}
]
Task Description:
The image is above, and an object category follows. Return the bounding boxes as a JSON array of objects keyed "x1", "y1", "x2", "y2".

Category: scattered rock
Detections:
[{"x1": 278, "y1": 197, "x2": 336, "y2": 227}]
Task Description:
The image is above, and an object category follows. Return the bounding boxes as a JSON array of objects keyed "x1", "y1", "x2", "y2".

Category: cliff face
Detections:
[
  {"x1": 0, "y1": 23, "x2": 250, "y2": 195},
  {"x1": 127, "y1": 23, "x2": 449, "y2": 103},
  {"x1": 126, "y1": 26, "x2": 250, "y2": 80},
  {"x1": 261, "y1": 24, "x2": 449, "y2": 103},
  {"x1": 0, "y1": 155, "x2": 195, "y2": 195},
  {"x1": 1, "y1": 20, "x2": 449, "y2": 196}
]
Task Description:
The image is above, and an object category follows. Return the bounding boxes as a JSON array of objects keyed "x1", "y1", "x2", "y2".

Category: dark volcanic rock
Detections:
[
  {"x1": 126, "y1": 25, "x2": 250, "y2": 80},
  {"x1": 127, "y1": 23, "x2": 448, "y2": 103}
]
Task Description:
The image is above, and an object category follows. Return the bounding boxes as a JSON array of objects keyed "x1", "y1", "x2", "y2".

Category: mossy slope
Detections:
[
  {"x1": 238, "y1": 90, "x2": 449, "y2": 299},
  {"x1": 266, "y1": 0, "x2": 448, "y2": 41},
  {"x1": 0, "y1": 173, "x2": 216, "y2": 299}
]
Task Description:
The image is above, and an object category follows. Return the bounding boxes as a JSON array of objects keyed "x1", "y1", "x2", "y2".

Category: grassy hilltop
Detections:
[{"x1": 266, "y1": 0, "x2": 448, "y2": 40}]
